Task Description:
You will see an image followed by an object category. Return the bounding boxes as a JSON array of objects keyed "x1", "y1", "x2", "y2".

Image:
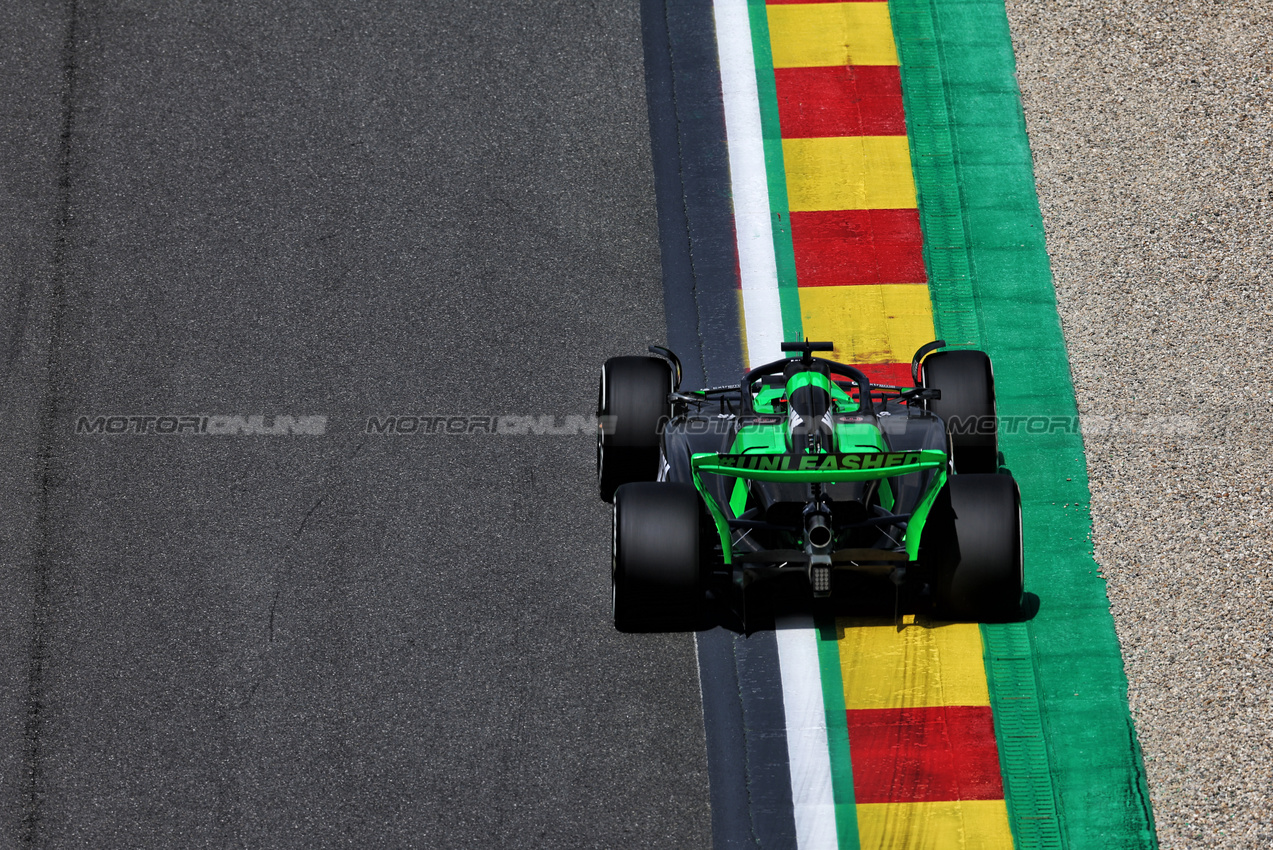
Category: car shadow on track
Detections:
[{"x1": 695, "y1": 572, "x2": 1041, "y2": 636}]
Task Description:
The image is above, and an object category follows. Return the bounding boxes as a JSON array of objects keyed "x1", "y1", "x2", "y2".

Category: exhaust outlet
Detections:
[{"x1": 806, "y1": 513, "x2": 833, "y2": 551}]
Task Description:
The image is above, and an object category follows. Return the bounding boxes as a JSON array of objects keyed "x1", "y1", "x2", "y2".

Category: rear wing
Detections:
[{"x1": 690, "y1": 449, "x2": 949, "y2": 564}]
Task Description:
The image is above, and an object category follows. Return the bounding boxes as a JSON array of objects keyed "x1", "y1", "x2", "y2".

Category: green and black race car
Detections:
[{"x1": 597, "y1": 340, "x2": 1023, "y2": 631}]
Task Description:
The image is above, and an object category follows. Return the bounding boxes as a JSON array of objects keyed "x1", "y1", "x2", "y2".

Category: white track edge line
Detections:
[
  {"x1": 775, "y1": 617, "x2": 839, "y2": 850},
  {"x1": 712, "y1": 2, "x2": 839, "y2": 848},
  {"x1": 713, "y1": 0, "x2": 784, "y2": 367}
]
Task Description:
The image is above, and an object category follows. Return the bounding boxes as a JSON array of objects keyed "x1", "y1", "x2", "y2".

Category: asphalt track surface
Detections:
[{"x1": 0, "y1": 1, "x2": 711, "y2": 846}]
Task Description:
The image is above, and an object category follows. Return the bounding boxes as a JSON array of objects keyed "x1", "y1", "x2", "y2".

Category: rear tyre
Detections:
[
  {"x1": 922, "y1": 350, "x2": 998, "y2": 473},
  {"x1": 598, "y1": 356, "x2": 673, "y2": 502},
  {"x1": 928, "y1": 473, "x2": 1023, "y2": 622},
  {"x1": 612, "y1": 482, "x2": 702, "y2": 631}
]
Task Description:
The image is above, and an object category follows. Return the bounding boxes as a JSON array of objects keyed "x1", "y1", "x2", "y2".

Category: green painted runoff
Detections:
[{"x1": 889, "y1": 0, "x2": 1159, "y2": 846}]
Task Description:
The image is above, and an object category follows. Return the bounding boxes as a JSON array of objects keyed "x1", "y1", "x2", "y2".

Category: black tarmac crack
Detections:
[{"x1": 24, "y1": 0, "x2": 82, "y2": 844}]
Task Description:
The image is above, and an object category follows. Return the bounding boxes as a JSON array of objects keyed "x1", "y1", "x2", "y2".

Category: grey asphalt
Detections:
[{"x1": 0, "y1": 1, "x2": 710, "y2": 847}]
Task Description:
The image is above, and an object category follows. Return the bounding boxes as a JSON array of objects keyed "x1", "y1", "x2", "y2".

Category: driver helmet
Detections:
[{"x1": 783, "y1": 363, "x2": 835, "y2": 452}]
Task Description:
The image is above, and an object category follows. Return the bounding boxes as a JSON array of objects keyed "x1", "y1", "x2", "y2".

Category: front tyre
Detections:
[
  {"x1": 612, "y1": 482, "x2": 702, "y2": 631},
  {"x1": 929, "y1": 473, "x2": 1023, "y2": 622},
  {"x1": 597, "y1": 356, "x2": 673, "y2": 502}
]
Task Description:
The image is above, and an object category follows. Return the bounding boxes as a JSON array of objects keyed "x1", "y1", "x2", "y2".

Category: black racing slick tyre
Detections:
[
  {"x1": 598, "y1": 356, "x2": 673, "y2": 502},
  {"x1": 928, "y1": 474, "x2": 1023, "y2": 622},
  {"x1": 921, "y1": 350, "x2": 998, "y2": 474},
  {"x1": 612, "y1": 482, "x2": 702, "y2": 631}
]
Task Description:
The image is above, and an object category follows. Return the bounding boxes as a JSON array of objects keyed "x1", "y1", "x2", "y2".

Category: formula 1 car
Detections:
[{"x1": 597, "y1": 340, "x2": 1022, "y2": 631}]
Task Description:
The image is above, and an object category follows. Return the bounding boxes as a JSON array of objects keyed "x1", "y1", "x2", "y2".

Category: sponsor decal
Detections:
[{"x1": 710, "y1": 451, "x2": 923, "y2": 472}]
